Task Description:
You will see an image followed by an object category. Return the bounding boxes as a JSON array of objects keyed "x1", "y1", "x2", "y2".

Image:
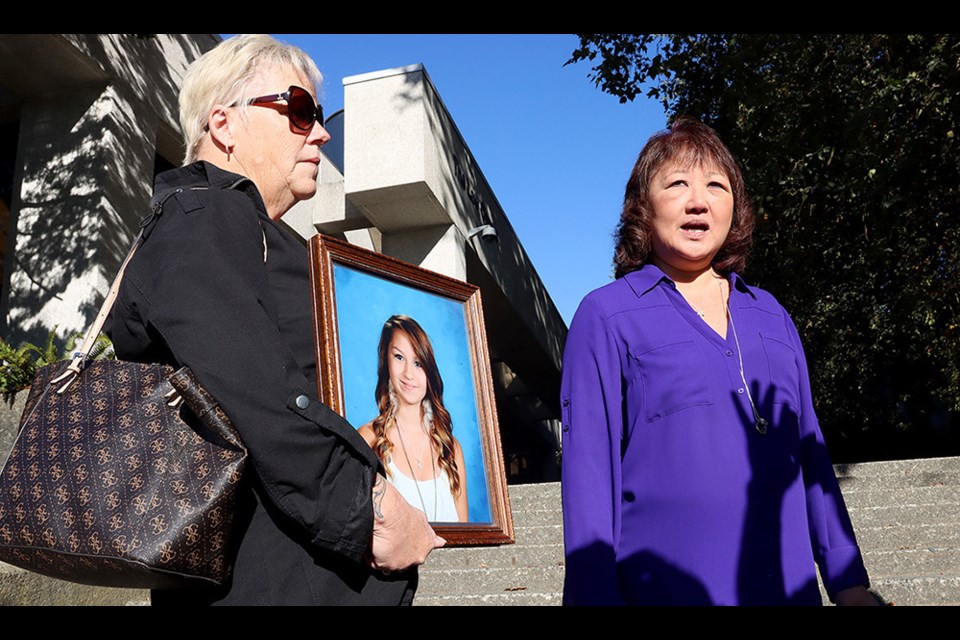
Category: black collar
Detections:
[{"x1": 154, "y1": 160, "x2": 253, "y2": 194}]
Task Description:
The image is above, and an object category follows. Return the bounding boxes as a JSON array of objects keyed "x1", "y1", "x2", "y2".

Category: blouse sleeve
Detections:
[
  {"x1": 560, "y1": 294, "x2": 627, "y2": 605},
  {"x1": 786, "y1": 312, "x2": 870, "y2": 601},
  {"x1": 118, "y1": 188, "x2": 379, "y2": 564}
]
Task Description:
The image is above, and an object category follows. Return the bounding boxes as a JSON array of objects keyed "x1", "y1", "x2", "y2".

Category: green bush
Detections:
[{"x1": 0, "y1": 329, "x2": 115, "y2": 394}]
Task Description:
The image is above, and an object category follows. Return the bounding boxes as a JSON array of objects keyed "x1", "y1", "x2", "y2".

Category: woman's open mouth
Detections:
[{"x1": 680, "y1": 221, "x2": 709, "y2": 238}]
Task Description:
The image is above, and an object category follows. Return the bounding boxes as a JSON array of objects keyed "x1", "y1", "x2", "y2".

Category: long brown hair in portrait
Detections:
[
  {"x1": 371, "y1": 315, "x2": 461, "y2": 497},
  {"x1": 614, "y1": 116, "x2": 755, "y2": 279}
]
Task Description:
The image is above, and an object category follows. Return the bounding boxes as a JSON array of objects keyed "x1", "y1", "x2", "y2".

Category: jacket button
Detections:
[
  {"x1": 295, "y1": 395, "x2": 310, "y2": 409},
  {"x1": 725, "y1": 349, "x2": 733, "y2": 356}
]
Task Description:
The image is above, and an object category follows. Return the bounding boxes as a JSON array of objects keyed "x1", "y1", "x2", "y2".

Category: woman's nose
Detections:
[
  {"x1": 309, "y1": 122, "x2": 331, "y2": 147},
  {"x1": 686, "y1": 185, "x2": 708, "y2": 212}
]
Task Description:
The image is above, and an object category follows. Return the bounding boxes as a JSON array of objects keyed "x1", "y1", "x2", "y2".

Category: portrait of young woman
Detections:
[{"x1": 359, "y1": 315, "x2": 469, "y2": 523}]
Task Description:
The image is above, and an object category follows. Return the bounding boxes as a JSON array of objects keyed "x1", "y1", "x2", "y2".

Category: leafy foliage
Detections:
[
  {"x1": 569, "y1": 34, "x2": 960, "y2": 461},
  {"x1": 0, "y1": 329, "x2": 115, "y2": 395}
]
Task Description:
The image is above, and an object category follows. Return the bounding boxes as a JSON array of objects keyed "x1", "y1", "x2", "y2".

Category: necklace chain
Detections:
[
  {"x1": 723, "y1": 279, "x2": 769, "y2": 435},
  {"x1": 686, "y1": 273, "x2": 721, "y2": 318},
  {"x1": 394, "y1": 415, "x2": 438, "y2": 520}
]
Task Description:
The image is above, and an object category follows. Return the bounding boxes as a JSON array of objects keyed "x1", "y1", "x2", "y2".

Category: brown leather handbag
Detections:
[{"x1": 0, "y1": 222, "x2": 248, "y2": 589}]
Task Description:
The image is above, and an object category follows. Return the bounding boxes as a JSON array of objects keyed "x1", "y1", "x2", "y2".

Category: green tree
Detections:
[{"x1": 569, "y1": 34, "x2": 960, "y2": 461}]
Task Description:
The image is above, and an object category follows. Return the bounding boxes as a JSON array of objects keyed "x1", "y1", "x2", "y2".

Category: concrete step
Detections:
[
  {"x1": 0, "y1": 561, "x2": 147, "y2": 606},
  {"x1": 511, "y1": 506, "x2": 563, "y2": 528},
  {"x1": 843, "y1": 485, "x2": 960, "y2": 511},
  {"x1": 835, "y1": 459, "x2": 960, "y2": 502},
  {"x1": 507, "y1": 482, "x2": 561, "y2": 503},
  {"x1": 835, "y1": 457, "x2": 960, "y2": 480},
  {"x1": 868, "y1": 576, "x2": 960, "y2": 607},
  {"x1": 861, "y1": 546, "x2": 960, "y2": 578},
  {"x1": 506, "y1": 487, "x2": 560, "y2": 515},
  {"x1": 422, "y1": 540, "x2": 563, "y2": 570},
  {"x1": 502, "y1": 483, "x2": 562, "y2": 532},
  {"x1": 845, "y1": 502, "x2": 960, "y2": 528},
  {"x1": 839, "y1": 473, "x2": 960, "y2": 494},
  {"x1": 853, "y1": 522, "x2": 960, "y2": 549},
  {"x1": 416, "y1": 564, "x2": 565, "y2": 598},
  {"x1": 415, "y1": 481, "x2": 564, "y2": 607},
  {"x1": 414, "y1": 591, "x2": 561, "y2": 606}
]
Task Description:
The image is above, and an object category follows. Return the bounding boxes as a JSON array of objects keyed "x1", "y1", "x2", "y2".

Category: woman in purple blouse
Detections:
[{"x1": 561, "y1": 118, "x2": 875, "y2": 605}]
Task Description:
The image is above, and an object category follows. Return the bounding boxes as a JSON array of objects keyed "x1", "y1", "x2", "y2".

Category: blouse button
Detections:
[
  {"x1": 295, "y1": 395, "x2": 310, "y2": 409},
  {"x1": 725, "y1": 349, "x2": 733, "y2": 356},
  {"x1": 623, "y1": 491, "x2": 636, "y2": 503},
  {"x1": 737, "y1": 388, "x2": 745, "y2": 395}
]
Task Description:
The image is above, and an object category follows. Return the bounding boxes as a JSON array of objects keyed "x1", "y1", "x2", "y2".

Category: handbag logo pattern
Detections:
[{"x1": 0, "y1": 359, "x2": 247, "y2": 588}]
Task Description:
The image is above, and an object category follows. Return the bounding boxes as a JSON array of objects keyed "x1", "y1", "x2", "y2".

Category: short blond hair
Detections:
[{"x1": 179, "y1": 34, "x2": 323, "y2": 164}]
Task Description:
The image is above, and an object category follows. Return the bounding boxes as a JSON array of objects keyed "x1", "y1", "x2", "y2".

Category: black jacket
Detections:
[{"x1": 108, "y1": 162, "x2": 414, "y2": 605}]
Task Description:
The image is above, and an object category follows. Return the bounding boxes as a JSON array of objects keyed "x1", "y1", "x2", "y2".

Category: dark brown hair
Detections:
[
  {"x1": 613, "y1": 117, "x2": 754, "y2": 279},
  {"x1": 370, "y1": 315, "x2": 461, "y2": 497}
]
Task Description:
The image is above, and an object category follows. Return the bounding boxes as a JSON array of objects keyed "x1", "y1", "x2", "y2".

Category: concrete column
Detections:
[
  {"x1": 381, "y1": 224, "x2": 466, "y2": 280},
  {"x1": 4, "y1": 83, "x2": 157, "y2": 345}
]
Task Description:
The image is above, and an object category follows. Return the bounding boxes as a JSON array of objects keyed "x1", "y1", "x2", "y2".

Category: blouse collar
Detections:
[{"x1": 623, "y1": 263, "x2": 757, "y2": 300}]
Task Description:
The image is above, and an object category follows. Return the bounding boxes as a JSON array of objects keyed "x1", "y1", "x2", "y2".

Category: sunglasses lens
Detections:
[{"x1": 288, "y1": 87, "x2": 320, "y2": 131}]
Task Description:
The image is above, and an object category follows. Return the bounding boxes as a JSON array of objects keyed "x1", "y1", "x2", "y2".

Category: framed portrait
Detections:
[{"x1": 308, "y1": 234, "x2": 514, "y2": 546}]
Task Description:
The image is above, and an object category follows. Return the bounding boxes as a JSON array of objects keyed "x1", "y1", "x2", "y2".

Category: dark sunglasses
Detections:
[{"x1": 244, "y1": 85, "x2": 324, "y2": 132}]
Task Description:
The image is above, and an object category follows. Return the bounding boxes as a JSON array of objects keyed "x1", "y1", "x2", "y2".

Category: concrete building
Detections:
[{"x1": 0, "y1": 34, "x2": 565, "y2": 482}]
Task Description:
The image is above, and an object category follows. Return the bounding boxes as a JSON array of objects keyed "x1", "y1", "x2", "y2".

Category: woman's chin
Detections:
[
  {"x1": 397, "y1": 394, "x2": 425, "y2": 409},
  {"x1": 291, "y1": 184, "x2": 318, "y2": 202}
]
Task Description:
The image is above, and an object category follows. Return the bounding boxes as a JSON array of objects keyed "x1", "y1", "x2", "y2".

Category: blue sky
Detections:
[{"x1": 261, "y1": 34, "x2": 668, "y2": 325}]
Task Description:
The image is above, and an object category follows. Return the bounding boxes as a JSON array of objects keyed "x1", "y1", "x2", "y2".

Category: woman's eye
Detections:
[
  {"x1": 669, "y1": 180, "x2": 686, "y2": 188},
  {"x1": 414, "y1": 361, "x2": 423, "y2": 369},
  {"x1": 393, "y1": 353, "x2": 403, "y2": 362}
]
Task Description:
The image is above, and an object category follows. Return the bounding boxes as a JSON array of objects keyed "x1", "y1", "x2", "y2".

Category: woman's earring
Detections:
[
  {"x1": 422, "y1": 398, "x2": 434, "y2": 428},
  {"x1": 387, "y1": 381, "x2": 398, "y2": 416}
]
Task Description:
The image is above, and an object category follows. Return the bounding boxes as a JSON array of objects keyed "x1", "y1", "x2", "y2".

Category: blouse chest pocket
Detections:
[
  {"x1": 630, "y1": 340, "x2": 713, "y2": 423},
  {"x1": 759, "y1": 334, "x2": 801, "y2": 413}
]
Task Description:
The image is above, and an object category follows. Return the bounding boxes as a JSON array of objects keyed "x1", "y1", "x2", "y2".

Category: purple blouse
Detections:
[{"x1": 560, "y1": 264, "x2": 869, "y2": 605}]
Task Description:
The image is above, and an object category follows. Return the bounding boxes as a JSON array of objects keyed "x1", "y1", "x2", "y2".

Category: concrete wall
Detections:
[{"x1": 0, "y1": 34, "x2": 217, "y2": 345}]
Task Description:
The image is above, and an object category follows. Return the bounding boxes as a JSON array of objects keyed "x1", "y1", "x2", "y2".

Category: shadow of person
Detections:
[
  {"x1": 732, "y1": 381, "x2": 823, "y2": 604},
  {"x1": 617, "y1": 549, "x2": 714, "y2": 605},
  {"x1": 564, "y1": 541, "x2": 713, "y2": 605},
  {"x1": 733, "y1": 382, "x2": 807, "y2": 603}
]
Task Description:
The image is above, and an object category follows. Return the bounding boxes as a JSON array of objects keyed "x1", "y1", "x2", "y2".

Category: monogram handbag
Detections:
[{"x1": 0, "y1": 216, "x2": 248, "y2": 589}]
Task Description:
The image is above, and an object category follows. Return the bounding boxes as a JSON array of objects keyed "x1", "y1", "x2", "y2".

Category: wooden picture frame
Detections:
[{"x1": 308, "y1": 234, "x2": 514, "y2": 546}]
